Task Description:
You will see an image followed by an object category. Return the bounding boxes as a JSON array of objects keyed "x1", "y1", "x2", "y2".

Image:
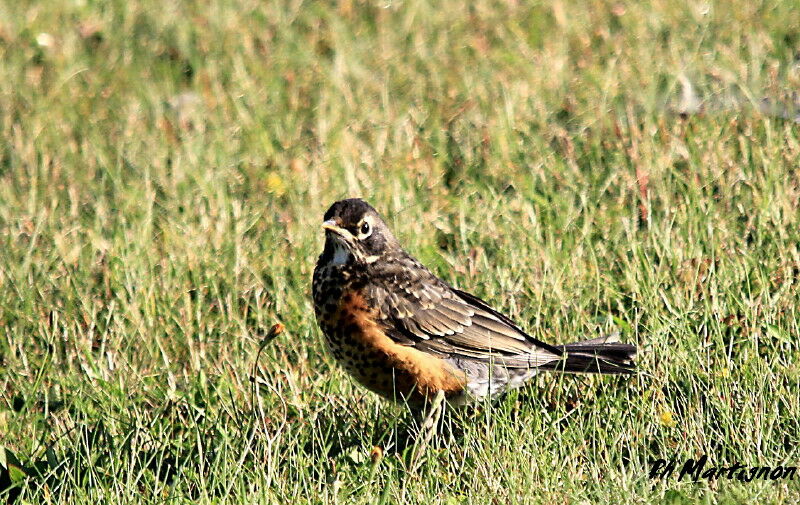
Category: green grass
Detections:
[{"x1": 1, "y1": 0, "x2": 800, "y2": 502}]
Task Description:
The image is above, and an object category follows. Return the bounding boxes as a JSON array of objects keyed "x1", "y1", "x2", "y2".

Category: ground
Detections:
[{"x1": 1, "y1": 0, "x2": 799, "y2": 503}]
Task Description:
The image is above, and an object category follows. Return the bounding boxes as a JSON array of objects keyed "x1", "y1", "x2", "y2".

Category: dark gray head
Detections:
[{"x1": 319, "y1": 198, "x2": 400, "y2": 266}]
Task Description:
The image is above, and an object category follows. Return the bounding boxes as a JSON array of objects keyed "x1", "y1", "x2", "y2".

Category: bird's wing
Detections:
[{"x1": 367, "y1": 257, "x2": 562, "y2": 368}]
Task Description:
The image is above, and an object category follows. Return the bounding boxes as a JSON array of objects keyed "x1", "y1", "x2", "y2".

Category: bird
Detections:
[{"x1": 312, "y1": 198, "x2": 636, "y2": 409}]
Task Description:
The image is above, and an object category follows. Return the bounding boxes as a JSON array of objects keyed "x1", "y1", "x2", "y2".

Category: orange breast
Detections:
[{"x1": 324, "y1": 291, "x2": 467, "y2": 406}]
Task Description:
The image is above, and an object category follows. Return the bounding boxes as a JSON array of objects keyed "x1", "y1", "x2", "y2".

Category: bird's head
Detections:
[{"x1": 319, "y1": 198, "x2": 399, "y2": 266}]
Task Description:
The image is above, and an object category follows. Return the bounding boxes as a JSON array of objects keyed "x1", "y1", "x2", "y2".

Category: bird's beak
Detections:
[{"x1": 321, "y1": 219, "x2": 348, "y2": 237}]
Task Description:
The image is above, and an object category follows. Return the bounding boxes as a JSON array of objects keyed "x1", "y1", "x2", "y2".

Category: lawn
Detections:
[{"x1": 1, "y1": 0, "x2": 799, "y2": 503}]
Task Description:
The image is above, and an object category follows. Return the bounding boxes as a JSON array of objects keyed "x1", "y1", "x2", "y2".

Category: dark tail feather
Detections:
[{"x1": 542, "y1": 335, "x2": 637, "y2": 374}]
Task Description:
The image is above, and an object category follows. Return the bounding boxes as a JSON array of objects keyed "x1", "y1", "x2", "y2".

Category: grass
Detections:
[{"x1": 1, "y1": 0, "x2": 799, "y2": 502}]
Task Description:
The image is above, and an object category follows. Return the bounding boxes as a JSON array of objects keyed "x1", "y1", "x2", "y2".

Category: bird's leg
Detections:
[{"x1": 409, "y1": 389, "x2": 446, "y2": 474}]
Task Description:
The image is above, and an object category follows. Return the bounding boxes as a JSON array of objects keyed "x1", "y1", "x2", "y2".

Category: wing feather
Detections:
[{"x1": 367, "y1": 261, "x2": 562, "y2": 368}]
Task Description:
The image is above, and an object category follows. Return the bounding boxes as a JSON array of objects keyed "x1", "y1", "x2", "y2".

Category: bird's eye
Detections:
[{"x1": 359, "y1": 221, "x2": 371, "y2": 236}]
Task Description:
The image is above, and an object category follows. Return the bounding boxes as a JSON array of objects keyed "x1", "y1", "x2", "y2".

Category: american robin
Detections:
[{"x1": 312, "y1": 198, "x2": 636, "y2": 408}]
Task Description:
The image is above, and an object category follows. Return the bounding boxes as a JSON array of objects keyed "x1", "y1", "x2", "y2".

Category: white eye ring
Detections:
[{"x1": 358, "y1": 221, "x2": 371, "y2": 238}]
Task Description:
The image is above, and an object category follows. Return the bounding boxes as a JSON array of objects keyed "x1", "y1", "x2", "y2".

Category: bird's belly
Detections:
[{"x1": 316, "y1": 290, "x2": 468, "y2": 407}]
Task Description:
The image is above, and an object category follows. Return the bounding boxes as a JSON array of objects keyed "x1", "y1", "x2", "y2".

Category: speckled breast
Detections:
[
  {"x1": 312, "y1": 263, "x2": 375, "y2": 383},
  {"x1": 312, "y1": 263, "x2": 468, "y2": 406}
]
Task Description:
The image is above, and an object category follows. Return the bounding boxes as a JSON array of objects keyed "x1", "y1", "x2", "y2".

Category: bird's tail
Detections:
[{"x1": 541, "y1": 334, "x2": 637, "y2": 374}]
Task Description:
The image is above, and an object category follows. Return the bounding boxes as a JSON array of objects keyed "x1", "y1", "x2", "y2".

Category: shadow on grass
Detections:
[
  {"x1": 1, "y1": 394, "x2": 268, "y2": 502},
  {"x1": 0, "y1": 392, "x2": 443, "y2": 502},
  {"x1": 1, "y1": 376, "x2": 640, "y2": 503}
]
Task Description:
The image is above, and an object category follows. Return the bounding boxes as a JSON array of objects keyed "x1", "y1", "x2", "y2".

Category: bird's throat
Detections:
[{"x1": 330, "y1": 241, "x2": 351, "y2": 266}]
